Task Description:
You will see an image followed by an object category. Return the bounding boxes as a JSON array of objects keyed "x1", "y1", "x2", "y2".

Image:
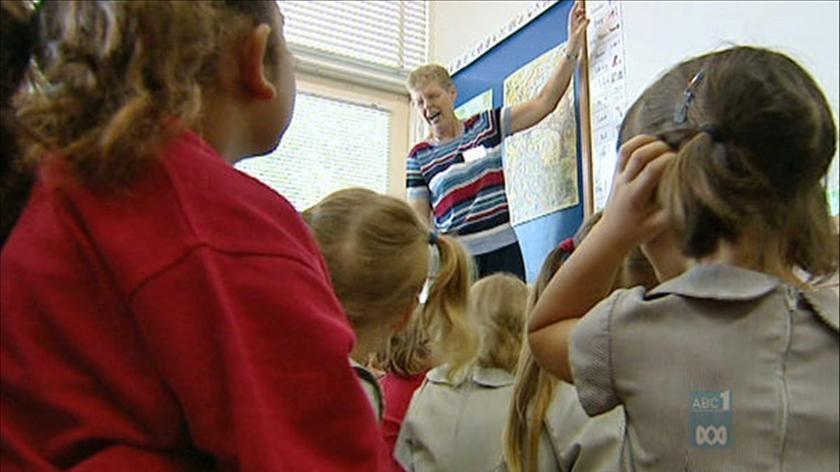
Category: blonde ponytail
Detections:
[{"x1": 424, "y1": 234, "x2": 477, "y2": 382}]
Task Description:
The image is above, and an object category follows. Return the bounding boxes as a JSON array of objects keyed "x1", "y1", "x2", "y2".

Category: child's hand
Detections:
[{"x1": 601, "y1": 135, "x2": 675, "y2": 250}]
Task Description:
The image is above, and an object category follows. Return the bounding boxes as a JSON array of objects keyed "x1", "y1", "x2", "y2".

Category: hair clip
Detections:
[{"x1": 673, "y1": 70, "x2": 705, "y2": 124}]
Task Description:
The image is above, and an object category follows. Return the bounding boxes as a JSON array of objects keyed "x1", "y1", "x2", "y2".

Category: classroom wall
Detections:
[
  {"x1": 430, "y1": 1, "x2": 533, "y2": 66},
  {"x1": 433, "y1": 1, "x2": 838, "y2": 116},
  {"x1": 432, "y1": 0, "x2": 840, "y2": 233},
  {"x1": 621, "y1": 1, "x2": 839, "y2": 117}
]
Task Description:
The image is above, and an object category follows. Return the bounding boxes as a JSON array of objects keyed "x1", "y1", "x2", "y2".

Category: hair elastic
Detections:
[
  {"x1": 428, "y1": 231, "x2": 438, "y2": 246},
  {"x1": 698, "y1": 123, "x2": 724, "y2": 143},
  {"x1": 419, "y1": 243, "x2": 441, "y2": 304},
  {"x1": 558, "y1": 237, "x2": 575, "y2": 253}
]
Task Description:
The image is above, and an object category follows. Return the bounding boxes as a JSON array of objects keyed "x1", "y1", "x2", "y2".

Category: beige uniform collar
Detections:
[
  {"x1": 649, "y1": 264, "x2": 839, "y2": 332},
  {"x1": 426, "y1": 365, "x2": 514, "y2": 388}
]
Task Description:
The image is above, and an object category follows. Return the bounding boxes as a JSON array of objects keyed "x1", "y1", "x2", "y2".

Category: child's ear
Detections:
[{"x1": 239, "y1": 24, "x2": 276, "y2": 101}]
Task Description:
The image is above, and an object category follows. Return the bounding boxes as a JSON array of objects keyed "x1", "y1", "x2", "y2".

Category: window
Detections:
[
  {"x1": 235, "y1": 2, "x2": 424, "y2": 208},
  {"x1": 235, "y1": 73, "x2": 410, "y2": 211},
  {"x1": 278, "y1": 0, "x2": 428, "y2": 73}
]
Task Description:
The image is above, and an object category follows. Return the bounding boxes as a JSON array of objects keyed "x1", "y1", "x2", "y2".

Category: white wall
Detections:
[
  {"x1": 619, "y1": 0, "x2": 839, "y2": 218},
  {"x1": 622, "y1": 0, "x2": 839, "y2": 115},
  {"x1": 429, "y1": 1, "x2": 534, "y2": 65}
]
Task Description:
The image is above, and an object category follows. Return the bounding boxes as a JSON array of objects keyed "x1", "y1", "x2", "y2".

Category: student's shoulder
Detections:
[
  {"x1": 591, "y1": 285, "x2": 650, "y2": 316},
  {"x1": 162, "y1": 132, "x2": 320, "y2": 258},
  {"x1": 802, "y1": 286, "x2": 839, "y2": 332}
]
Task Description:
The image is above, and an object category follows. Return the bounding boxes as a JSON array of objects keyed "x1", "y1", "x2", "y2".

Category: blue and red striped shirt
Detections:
[{"x1": 406, "y1": 108, "x2": 517, "y2": 255}]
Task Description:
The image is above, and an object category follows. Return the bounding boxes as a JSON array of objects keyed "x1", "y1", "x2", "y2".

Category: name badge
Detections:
[{"x1": 462, "y1": 146, "x2": 488, "y2": 163}]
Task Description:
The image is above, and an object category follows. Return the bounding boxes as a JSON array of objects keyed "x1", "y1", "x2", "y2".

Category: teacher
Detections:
[{"x1": 405, "y1": 2, "x2": 588, "y2": 281}]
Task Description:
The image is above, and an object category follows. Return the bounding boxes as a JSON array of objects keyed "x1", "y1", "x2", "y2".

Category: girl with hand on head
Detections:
[
  {"x1": 528, "y1": 46, "x2": 838, "y2": 471},
  {"x1": 1, "y1": 2, "x2": 389, "y2": 470}
]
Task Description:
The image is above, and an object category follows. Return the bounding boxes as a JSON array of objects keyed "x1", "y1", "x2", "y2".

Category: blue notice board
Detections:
[{"x1": 452, "y1": 0, "x2": 584, "y2": 282}]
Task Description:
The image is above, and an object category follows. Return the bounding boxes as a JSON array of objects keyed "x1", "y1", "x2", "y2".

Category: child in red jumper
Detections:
[{"x1": 1, "y1": 1, "x2": 388, "y2": 470}]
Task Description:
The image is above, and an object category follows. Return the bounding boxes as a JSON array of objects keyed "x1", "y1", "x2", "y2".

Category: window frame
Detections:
[{"x1": 252, "y1": 71, "x2": 410, "y2": 203}]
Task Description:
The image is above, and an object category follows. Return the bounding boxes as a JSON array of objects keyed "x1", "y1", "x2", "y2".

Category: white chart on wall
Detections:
[{"x1": 586, "y1": 0, "x2": 627, "y2": 212}]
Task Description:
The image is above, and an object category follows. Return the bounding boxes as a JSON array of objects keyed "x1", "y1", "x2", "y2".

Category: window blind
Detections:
[
  {"x1": 277, "y1": 0, "x2": 428, "y2": 72},
  {"x1": 235, "y1": 92, "x2": 392, "y2": 211}
]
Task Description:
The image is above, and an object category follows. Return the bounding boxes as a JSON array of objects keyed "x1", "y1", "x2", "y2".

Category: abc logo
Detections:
[{"x1": 695, "y1": 425, "x2": 728, "y2": 446}]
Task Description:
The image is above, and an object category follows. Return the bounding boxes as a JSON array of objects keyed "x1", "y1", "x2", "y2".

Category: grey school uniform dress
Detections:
[
  {"x1": 541, "y1": 383, "x2": 623, "y2": 471},
  {"x1": 570, "y1": 264, "x2": 839, "y2": 471},
  {"x1": 499, "y1": 382, "x2": 622, "y2": 472},
  {"x1": 395, "y1": 365, "x2": 514, "y2": 472}
]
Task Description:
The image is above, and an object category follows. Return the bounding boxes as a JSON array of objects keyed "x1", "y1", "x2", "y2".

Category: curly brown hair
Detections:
[{"x1": 16, "y1": 0, "x2": 280, "y2": 190}]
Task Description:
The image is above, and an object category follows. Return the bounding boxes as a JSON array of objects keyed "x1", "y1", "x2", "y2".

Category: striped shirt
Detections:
[{"x1": 406, "y1": 108, "x2": 516, "y2": 255}]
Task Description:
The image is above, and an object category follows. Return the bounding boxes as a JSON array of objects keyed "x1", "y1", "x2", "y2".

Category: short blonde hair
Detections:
[
  {"x1": 470, "y1": 273, "x2": 528, "y2": 373},
  {"x1": 406, "y1": 64, "x2": 454, "y2": 91}
]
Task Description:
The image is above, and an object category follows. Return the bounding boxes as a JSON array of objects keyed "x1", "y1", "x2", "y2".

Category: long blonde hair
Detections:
[
  {"x1": 503, "y1": 212, "x2": 659, "y2": 472},
  {"x1": 303, "y1": 188, "x2": 477, "y2": 381},
  {"x1": 503, "y1": 243, "x2": 574, "y2": 472},
  {"x1": 471, "y1": 273, "x2": 529, "y2": 373},
  {"x1": 16, "y1": 1, "x2": 280, "y2": 190}
]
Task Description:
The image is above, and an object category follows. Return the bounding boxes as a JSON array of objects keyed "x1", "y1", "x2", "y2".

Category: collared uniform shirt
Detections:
[
  {"x1": 542, "y1": 383, "x2": 623, "y2": 472},
  {"x1": 396, "y1": 366, "x2": 514, "y2": 472},
  {"x1": 571, "y1": 264, "x2": 839, "y2": 471},
  {"x1": 498, "y1": 382, "x2": 622, "y2": 472}
]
